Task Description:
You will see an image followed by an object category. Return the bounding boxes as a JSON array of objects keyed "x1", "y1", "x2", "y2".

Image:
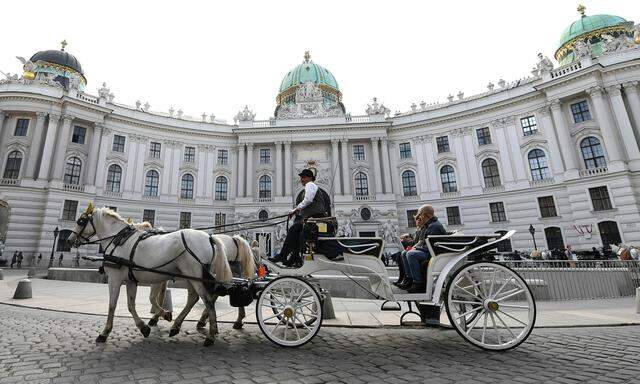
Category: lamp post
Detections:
[
  {"x1": 528, "y1": 224, "x2": 537, "y2": 250},
  {"x1": 50, "y1": 226, "x2": 59, "y2": 262}
]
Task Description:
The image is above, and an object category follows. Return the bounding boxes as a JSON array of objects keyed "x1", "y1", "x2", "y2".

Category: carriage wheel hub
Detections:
[
  {"x1": 485, "y1": 300, "x2": 499, "y2": 312},
  {"x1": 283, "y1": 306, "x2": 295, "y2": 318}
]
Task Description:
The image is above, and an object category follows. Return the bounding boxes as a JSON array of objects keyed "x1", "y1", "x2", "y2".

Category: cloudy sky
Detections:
[{"x1": 0, "y1": 0, "x2": 637, "y2": 122}]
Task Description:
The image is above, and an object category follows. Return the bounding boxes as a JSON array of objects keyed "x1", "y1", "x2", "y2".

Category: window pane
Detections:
[
  {"x1": 571, "y1": 101, "x2": 591, "y2": 123},
  {"x1": 355, "y1": 172, "x2": 369, "y2": 196},
  {"x1": 401, "y1": 170, "x2": 417, "y2": 196},
  {"x1": 14, "y1": 119, "x2": 29, "y2": 136},
  {"x1": 436, "y1": 136, "x2": 450, "y2": 153},
  {"x1": 440, "y1": 165, "x2": 457, "y2": 192},
  {"x1": 446, "y1": 206, "x2": 461, "y2": 225},
  {"x1": 149, "y1": 142, "x2": 161, "y2": 158},
  {"x1": 259, "y1": 175, "x2": 271, "y2": 198},
  {"x1": 476, "y1": 127, "x2": 491, "y2": 145},
  {"x1": 142, "y1": 209, "x2": 155, "y2": 226},
  {"x1": 72, "y1": 126, "x2": 86, "y2": 144},
  {"x1": 353, "y1": 145, "x2": 365, "y2": 161},
  {"x1": 62, "y1": 200, "x2": 78, "y2": 221},
  {"x1": 215, "y1": 176, "x2": 228, "y2": 201},
  {"x1": 63, "y1": 157, "x2": 82, "y2": 185},
  {"x1": 399, "y1": 143, "x2": 412, "y2": 159},
  {"x1": 406, "y1": 209, "x2": 418, "y2": 227},
  {"x1": 589, "y1": 186, "x2": 612, "y2": 211},
  {"x1": 217, "y1": 150, "x2": 228, "y2": 165},
  {"x1": 112, "y1": 135, "x2": 125, "y2": 152},
  {"x1": 184, "y1": 147, "x2": 195, "y2": 163},
  {"x1": 106, "y1": 164, "x2": 122, "y2": 192},
  {"x1": 538, "y1": 196, "x2": 557, "y2": 218},
  {"x1": 181, "y1": 174, "x2": 194, "y2": 198},
  {"x1": 179, "y1": 212, "x2": 191, "y2": 229},
  {"x1": 144, "y1": 170, "x2": 159, "y2": 196},
  {"x1": 521, "y1": 116, "x2": 538, "y2": 136},
  {"x1": 260, "y1": 148, "x2": 271, "y2": 164},
  {"x1": 580, "y1": 137, "x2": 606, "y2": 169},
  {"x1": 482, "y1": 159, "x2": 500, "y2": 187},
  {"x1": 528, "y1": 149, "x2": 549, "y2": 181},
  {"x1": 3, "y1": 151, "x2": 22, "y2": 179}
]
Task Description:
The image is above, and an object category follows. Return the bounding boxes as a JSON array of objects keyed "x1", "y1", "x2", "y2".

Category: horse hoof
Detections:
[
  {"x1": 233, "y1": 322, "x2": 243, "y2": 330},
  {"x1": 163, "y1": 311, "x2": 173, "y2": 322},
  {"x1": 203, "y1": 338, "x2": 215, "y2": 347},
  {"x1": 148, "y1": 318, "x2": 158, "y2": 327},
  {"x1": 96, "y1": 335, "x2": 107, "y2": 343},
  {"x1": 141, "y1": 325, "x2": 151, "y2": 338},
  {"x1": 169, "y1": 328, "x2": 179, "y2": 337},
  {"x1": 196, "y1": 321, "x2": 206, "y2": 329}
]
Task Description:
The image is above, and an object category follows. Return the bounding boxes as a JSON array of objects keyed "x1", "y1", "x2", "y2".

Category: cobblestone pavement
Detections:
[{"x1": 1, "y1": 304, "x2": 640, "y2": 384}]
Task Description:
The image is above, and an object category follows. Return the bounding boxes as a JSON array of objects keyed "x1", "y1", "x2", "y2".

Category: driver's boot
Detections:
[{"x1": 397, "y1": 278, "x2": 413, "y2": 290}]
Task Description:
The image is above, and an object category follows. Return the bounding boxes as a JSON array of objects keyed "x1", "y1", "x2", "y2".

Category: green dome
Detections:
[
  {"x1": 278, "y1": 52, "x2": 339, "y2": 94},
  {"x1": 557, "y1": 14, "x2": 627, "y2": 50}
]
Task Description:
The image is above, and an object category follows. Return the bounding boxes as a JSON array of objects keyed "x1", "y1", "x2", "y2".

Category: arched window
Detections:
[
  {"x1": 354, "y1": 172, "x2": 369, "y2": 196},
  {"x1": 402, "y1": 170, "x2": 417, "y2": 196},
  {"x1": 580, "y1": 137, "x2": 606, "y2": 169},
  {"x1": 144, "y1": 170, "x2": 159, "y2": 196},
  {"x1": 544, "y1": 227, "x2": 565, "y2": 250},
  {"x1": 215, "y1": 176, "x2": 228, "y2": 201},
  {"x1": 3, "y1": 151, "x2": 22, "y2": 179},
  {"x1": 528, "y1": 149, "x2": 550, "y2": 181},
  {"x1": 180, "y1": 174, "x2": 194, "y2": 199},
  {"x1": 63, "y1": 157, "x2": 82, "y2": 185},
  {"x1": 258, "y1": 175, "x2": 271, "y2": 198},
  {"x1": 105, "y1": 164, "x2": 122, "y2": 192},
  {"x1": 598, "y1": 221, "x2": 622, "y2": 248},
  {"x1": 258, "y1": 210, "x2": 269, "y2": 221},
  {"x1": 440, "y1": 165, "x2": 457, "y2": 193},
  {"x1": 481, "y1": 158, "x2": 501, "y2": 187}
]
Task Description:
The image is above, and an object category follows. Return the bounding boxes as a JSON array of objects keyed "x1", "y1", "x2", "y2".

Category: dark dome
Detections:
[{"x1": 30, "y1": 50, "x2": 84, "y2": 75}]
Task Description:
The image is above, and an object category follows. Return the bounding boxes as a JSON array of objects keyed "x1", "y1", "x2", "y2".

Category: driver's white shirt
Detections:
[{"x1": 296, "y1": 181, "x2": 318, "y2": 211}]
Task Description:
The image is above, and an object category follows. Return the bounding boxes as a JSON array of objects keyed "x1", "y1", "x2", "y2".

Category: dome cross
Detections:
[
  {"x1": 60, "y1": 39, "x2": 68, "y2": 51},
  {"x1": 304, "y1": 51, "x2": 311, "y2": 63},
  {"x1": 577, "y1": 4, "x2": 586, "y2": 17}
]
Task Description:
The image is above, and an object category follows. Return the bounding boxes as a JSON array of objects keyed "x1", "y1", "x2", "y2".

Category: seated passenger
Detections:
[
  {"x1": 397, "y1": 204, "x2": 446, "y2": 293},
  {"x1": 392, "y1": 233, "x2": 414, "y2": 286}
]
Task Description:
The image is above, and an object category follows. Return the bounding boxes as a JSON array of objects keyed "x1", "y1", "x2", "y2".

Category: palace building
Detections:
[{"x1": 1, "y1": 7, "x2": 640, "y2": 260}]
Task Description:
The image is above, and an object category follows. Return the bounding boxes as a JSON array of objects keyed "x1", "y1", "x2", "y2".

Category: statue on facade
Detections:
[
  {"x1": 634, "y1": 23, "x2": 640, "y2": 44},
  {"x1": 366, "y1": 97, "x2": 390, "y2": 116},
  {"x1": 573, "y1": 40, "x2": 592, "y2": 58},
  {"x1": 234, "y1": 105, "x2": 255, "y2": 122},
  {"x1": 601, "y1": 33, "x2": 635, "y2": 53},
  {"x1": 98, "y1": 82, "x2": 111, "y2": 99},
  {"x1": 532, "y1": 53, "x2": 554, "y2": 76}
]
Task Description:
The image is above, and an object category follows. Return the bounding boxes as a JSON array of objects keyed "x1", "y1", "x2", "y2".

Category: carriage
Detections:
[{"x1": 243, "y1": 218, "x2": 536, "y2": 351}]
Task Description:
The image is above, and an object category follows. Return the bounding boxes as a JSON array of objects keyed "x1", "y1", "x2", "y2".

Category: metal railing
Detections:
[{"x1": 498, "y1": 260, "x2": 640, "y2": 301}]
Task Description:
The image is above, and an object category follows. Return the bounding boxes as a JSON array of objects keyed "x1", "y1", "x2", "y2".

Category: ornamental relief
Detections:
[
  {"x1": 4, "y1": 141, "x2": 28, "y2": 153},
  {"x1": 520, "y1": 140, "x2": 549, "y2": 155},
  {"x1": 106, "y1": 152, "x2": 127, "y2": 163},
  {"x1": 434, "y1": 153, "x2": 456, "y2": 167},
  {"x1": 179, "y1": 162, "x2": 198, "y2": 173},
  {"x1": 474, "y1": 146, "x2": 500, "y2": 159},
  {"x1": 569, "y1": 122, "x2": 600, "y2": 138},
  {"x1": 143, "y1": 159, "x2": 163, "y2": 169}
]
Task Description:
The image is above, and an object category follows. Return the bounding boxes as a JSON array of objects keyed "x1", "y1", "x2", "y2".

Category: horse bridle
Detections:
[{"x1": 73, "y1": 212, "x2": 98, "y2": 247}]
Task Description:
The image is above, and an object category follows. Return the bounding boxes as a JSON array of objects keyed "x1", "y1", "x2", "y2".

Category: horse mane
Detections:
[
  {"x1": 134, "y1": 221, "x2": 153, "y2": 230},
  {"x1": 101, "y1": 207, "x2": 125, "y2": 222}
]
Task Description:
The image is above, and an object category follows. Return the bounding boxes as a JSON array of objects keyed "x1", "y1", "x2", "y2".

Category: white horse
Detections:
[
  {"x1": 148, "y1": 233, "x2": 258, "y2": 333},
  {"x1": 68, "y1": 205, "x2": 233, "y2": 346}
]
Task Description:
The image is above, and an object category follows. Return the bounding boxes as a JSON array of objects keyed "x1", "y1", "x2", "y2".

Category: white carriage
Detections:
[{"x1": 251, "y1": 218, "x2": 536, "y2": 351}]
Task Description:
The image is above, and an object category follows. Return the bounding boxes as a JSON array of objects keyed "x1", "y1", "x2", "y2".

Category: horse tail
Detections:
[
  {"x1": 232, "y1": 235, "x2": 256, "y2": 278},
  {"x1": 209, "y1": 235, "x2": 233, "y2": 283}
]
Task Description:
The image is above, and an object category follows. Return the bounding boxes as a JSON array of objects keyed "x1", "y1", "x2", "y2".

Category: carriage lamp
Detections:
[
  {"x1": 528, "y1": 224, "x2": 537, "y2": 250},
  {"x1": 51, "y1": 226, "x2": 60, "y2": 261}
]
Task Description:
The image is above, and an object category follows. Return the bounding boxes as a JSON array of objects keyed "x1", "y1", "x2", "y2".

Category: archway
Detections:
[
  {"x1": 544, "y1": 227, "x2": 565, "y2": 250},
  {"x1": 598, "y1": 221, "x2": 621, "y2": 247},
  {"x1": 56, "y1": 229, "x2": 73, "y2": 253}
]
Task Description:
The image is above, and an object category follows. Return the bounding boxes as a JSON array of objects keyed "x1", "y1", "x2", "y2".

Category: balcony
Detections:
[
  {"x1": 529, "y1": 178, "x2": 555, "y2": 188},
  {"x1": 402, "y1": 194, "x2": 420, "y2": 200},
  {"x1": 549, "y1": 61, "x2": 583, "y2": 80},
  {"x1": 63, "y1": 184, "x2": 85, "y2": 192},
  {"x1": 178, "y1": 198, "x2": 195, "y2": 205},
  {"x1": 142, "y1": 195, "x2": 160, "y2": 201},
  {"x1": 482, "y1": 185, "x2": 505, "y2": 194},
  {"x1": 354, "y1": 194, "x2": 376, "y2": 201},
  {"x1": 257, "y1": 197, "x2": 272, "y2": 203},
  {"x1": 440, "y1": 191, "x2": 461, "y2": 199},
  {"x1": 579, "y1": 166, "x2": 607, "y2": 178},
  {"x1": 103, "y1": 191, "x2": 122, "y2": 199},
  {"x1": 0, "y1": 178, "x2": 21, "y2": 186}
]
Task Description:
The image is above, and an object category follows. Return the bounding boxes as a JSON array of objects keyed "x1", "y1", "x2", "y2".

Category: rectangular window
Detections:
[
  {"x1": 259, "y1": 148, "x2": 271, "y2": 164},
  {"x1": 353, "y1": 144, "x2": 365, "y2": 160},
  {"x1": 589, "y1": 186, "x2": 613, "y2": 211},
  {"x1": 184, "y1": 146, "x2": 195, "y2": 163},
  {"x1": 72, "y1": 126, "x2": 87, "y2": 144},
  {"x1": 406, "y1": 209, "x2": 418, "y2": 228},
  {"x1": 476, "y1": 127, "x2": 491, "y2": 145},
  {"x1": 14, "y1": 118, "x2": 29, "y2": 136},
  {"x1": 179, "y1": 212, "x2": 191, "y2": 229},
  {"x1": 112, "y1": 135, "x2": 126, "y2": 152},
  {"x1": 446, "y1": 206, "x2": 462, "y2": 226},
  {"x1": 571, "y1": 101, "x2": 591, "y2": 123},
  {"x1": 61, "y1": 200, "x2": 78, "y2": 221},
  {"x1": 149, "y1": 142, "x2": 161, "y2": 158},
  {"x1": 521, "y1": 116, "x2": 538, "y2": 136},
  {"x1": 489, "y1": 202, "x2": 507, "y2": 222},
  {"x1": 436, "y1": 136, "x2": 450, "y2": 153},
  {"x1": 214, "y1": 212, "x2": 226, "y2": 227},
  {"x1": 217, "y1": 149, "x2": 228, "y2": 165},
  {"x1": 538, "y1": 196, "x2": 557, "y2": 218},
  {"x1": 143, "y1": 209, "x2": 155, "y2": 226},
  {"x1": 399, "y1": 142, "x2": 412, "y2": 159}
]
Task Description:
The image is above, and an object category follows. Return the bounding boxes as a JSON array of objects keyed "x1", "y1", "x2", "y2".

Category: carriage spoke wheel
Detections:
[
  {"x1": 445, "y1": 262, "x2": 536, "y2": 351},
  {"x1": 256, "y1": 276, "x2": 322, "y2": 347}
]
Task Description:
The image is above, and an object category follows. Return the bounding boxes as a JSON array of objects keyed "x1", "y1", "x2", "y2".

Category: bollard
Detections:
[
  {"x1": 163, "y1": 288, "x2": 173, "y2": 313},
  {"x1": 636, "y1": 287, "x2": 640, "y2": 315},
  {"x1": 27, "y1": 267, "x2": 36, "y2": 277},
  {"x1": 13, "y1": 279, "x2": 32, "y2": 299},
  {"x1": 321, "y1": 290, "x2": 336, "y2": 320},
  {"x1": 0, "y1": 269, "x2": 4, "y2": 280}
]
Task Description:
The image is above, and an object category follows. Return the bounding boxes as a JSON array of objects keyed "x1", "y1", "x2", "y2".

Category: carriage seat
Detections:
[{"x1": 305, "y1": 217, "x2": 338, "y2": 238}]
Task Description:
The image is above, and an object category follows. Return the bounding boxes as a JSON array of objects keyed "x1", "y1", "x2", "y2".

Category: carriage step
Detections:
[{"x1": 380, "y1": 300, "x2": 401, "y2": 311}]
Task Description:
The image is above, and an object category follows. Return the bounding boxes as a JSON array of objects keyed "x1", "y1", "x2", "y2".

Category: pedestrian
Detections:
[
  {"x1": 37, "y1": 253, "x2": 42, "y2": 267},
  {"x1": 74, "y1": 252, "x2": 80, "y2": 268},
  {"x1": 58, "y1": 253, "x2": 64, "y2": 267},
  {"x1": 48, "y1": 254, "x2": 54, "y2": 267},
  {"x1": 591, "y1": 247, "x2": 601, "y2": 260},
  {"x1": 11, "y1": 251, "x2": 17, "y2": 268},
  {"x1": 16, "y1": 252, "x2": 23, "y2": 268},
  {"x1": 565, "y1": 245, "x2": 578, "y2": 268}
]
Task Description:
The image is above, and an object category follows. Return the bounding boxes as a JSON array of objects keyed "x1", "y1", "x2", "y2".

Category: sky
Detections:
[{"x1": 0, "y1": 0, "x2": 638, "y2": 123}]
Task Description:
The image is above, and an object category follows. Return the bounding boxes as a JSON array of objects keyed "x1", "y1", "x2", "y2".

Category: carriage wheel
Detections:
[
  {"x1": 256, "y1": 276, "x2": 322, "y2": 347},
  {"x1": 445, "y1": 261, "x2": 536, "y2": 351}
]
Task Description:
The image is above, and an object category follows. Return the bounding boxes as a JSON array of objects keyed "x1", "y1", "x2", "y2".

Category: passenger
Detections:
[
  {"x1": 398, "y1": 204, "x2": 446, "y2": 293},
  {"x1": 393, "y1": 233, "x2": 415, "y2": 286}
]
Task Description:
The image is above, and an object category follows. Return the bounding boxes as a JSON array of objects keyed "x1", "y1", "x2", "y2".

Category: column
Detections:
[
  {"x1": 123, "y1": 138, "x2": 138, "y2": 193},
  {"x1": 423, "y1": 136, "x2": 438, "y2": 192},
  {"x1": 452, "y1": 132, "x2": 469, "y2": 188},
  {"x1": 550, "y1": 100, "x2": 579, "y2": 171},
  {"x1": 388, "y1": 141, "x2": 401, "y2": 195},
  {"x1": 51, "y1": 115, "x2": 74, "y2": 181},
  {"x1": 171, "y1": 144, "x2": 181, "y2": 196},
  {"x1": 492, "y1": 126, "x2": 515, "y2": 182},
  {"x1": 196, "y1": 145, "x2": 207, "y2": 198},
  {"x1": 24, "y1": 112, "x2": 47, "y2": 179},
  {"x1": 161, "y1": 141, "x2": 173, "y2": 195},
  {"x1": 0, "y1": 111, "x2": 6, "y2": 152},
  {"x1": 275, "y1": 142, "x2": 283, "y2": 197},
  {"x1": 380, "y1": 138, "x2": 392, "y2": 194},
  {"x1": 623, "y1": 82, "x2": 640, "y2": 136},
  {"x1": 228, "y1": 146, "x2": 237, "y2": 200},
  {"x1": 587, "y1": 87, "x2": 624, "y2": 163},
  {"x1": 370, "y1": 137, "x2": 383, "y2": 194},
  {"x1": 237, "y1": 144, "x2": 245, "y2": 197},
  {"x1": 133, "y1": 138, "x2": 147, "y2": 193},
  {"x1": 37, "y1": 113, "x2": 61, "y2": 181},
  {"x1": 504, "y1": 122, "x2": 527, "y2": 181},
  {"x1": 340, "y1": 139, "x2": 351, "y2": 195},
  {"x1": 330, "y1": 140, "x2": 341, "y2": 195},
  {"x1": 463, "y1": 131, "x2": 482, "y2": 186},
  {"x1": 414, "y1": 137, "x2": 429, "y2": 194},
  {"x1": 85, "y1": 123, "x2": 103, "y2": 186},
  {"x1": 245, "y1": 144, "x2": 254, "y2": 198},
  {"x1": 608, "y1": 84, "x2": 640, "y2": 161},
  {"x1": 94, "y1": 128, "x2": 111, "y2": 192},
  {"x1": 537, "y1": 106, "x2": 565, "y2": 175},
  {"x1": 284, "y1": 141, "x2": 293, "y2": 196},
  {"x1": 205, "y1": 145, "x2": 215, "y2": 199}
]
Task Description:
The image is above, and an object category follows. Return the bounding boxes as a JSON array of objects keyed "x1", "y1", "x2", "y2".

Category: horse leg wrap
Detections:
[
  {"x1": 148, "y1": 318, "x2": 158, "y2": 327},
  {"x1": 233, "y1": 322, "x2": 243, "y2": 330},
  {"x1": 169, "y1": 327, "x2": 179, "y2": 337},
  {"x1": 203, "y1": 338, "x2": 215, "y2": 347},
  {"x1": 163, "y1": 311, "x2": 173, "y2": 322},
  {"x1": 96, "y1": 334, "x2": 107, "y2": 343},
  {"x1": 140, "y1": 325, "x2": 151, "y2": 338},
  {"x1": 196, "y1": 320, "x2": 206, "y2": 329}
]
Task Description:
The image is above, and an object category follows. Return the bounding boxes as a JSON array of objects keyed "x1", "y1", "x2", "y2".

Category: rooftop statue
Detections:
[
  {"x1": 574, "y1": 40, "x2": 592, "y2": 58},
  {"x1": 235, "y1": 105, "x2": 256, "y2": 122},
  {"x1": 601, "y1": 33, "x2": 636, "y2": 53},
  {"x1": 366, "y1": 97, "x2": 389, "y2": 116},
  {"x1": 532, "y1": 53, "x2": 554, "y2": 76}
]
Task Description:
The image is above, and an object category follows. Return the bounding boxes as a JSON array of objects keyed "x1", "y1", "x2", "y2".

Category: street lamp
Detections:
[
  {"x1": 50, "y1": 226, "x2": 59, "y2": 264},
  {"x1": 528, "y1": 224, "x2": 537, "y2": 250}
]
